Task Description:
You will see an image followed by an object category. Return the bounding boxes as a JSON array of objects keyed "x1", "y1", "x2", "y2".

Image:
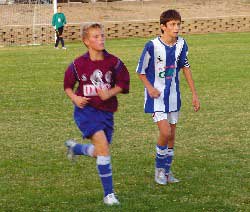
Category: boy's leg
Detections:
[
  {"x1": 91, "y1": 130, "x2": 119, "y2": 205},
  {"x1": 60, "y1": 36, "x2": 65, "y2": 48},
  {"x1": 65, "y1": 139, "x2": 95, "y2": 159},
  {"x1": 54, "y1": 35, "x2": 59, "y2": 48},
  {"x1": 156, "y1": 119, "x2": 171, "y2": 146},
  {"x1": 165, "y1": 112, "x2": 179, "y2": 183},
  {"x1": 165, "y1": 124, "x2": 176, "y2": 175},
  {"x1": 58, "y1": 27, "x2": 66, "y2": 48},
  {"x1": 154, "y1": 119, "x2": 171, "y2": 185}
]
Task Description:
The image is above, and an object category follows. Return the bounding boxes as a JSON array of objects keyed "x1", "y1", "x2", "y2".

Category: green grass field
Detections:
[{"x1": 0, "y1": 32, "x2": 250, "y2": 211}]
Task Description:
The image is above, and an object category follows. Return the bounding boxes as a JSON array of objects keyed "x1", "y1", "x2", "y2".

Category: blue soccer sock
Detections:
[
  {"x1": 96, "y1": 156, "x2": 114, "y2": 197},
  {"x1": 155, "y1": 145, "x2": 168, "y2": 169},
  {"x1": 72, "y1": 143, "x2": 94, "y2": 157},
  {"x1": 165, "y1": 148, "x2": 174, "y2": 175}
]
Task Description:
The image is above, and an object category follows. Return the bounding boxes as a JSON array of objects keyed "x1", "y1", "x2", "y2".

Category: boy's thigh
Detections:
[
  {"x1": 152, "y1": 111, "x2": 179, "y2": 124},
  {"x1": 74, "y1": 105, "x2": 114, "y2": 143},
  {"x1": 57, "y1": 27, "x2": 64, "y2": 36}
]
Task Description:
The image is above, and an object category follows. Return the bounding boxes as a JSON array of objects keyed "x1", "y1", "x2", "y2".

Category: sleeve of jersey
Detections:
[
  {"x1": 180, "y1": 41, "x2": 190, "y2": 68},
  {"x1": 63, "y1": 14, "x2": 67, "y2": 24},
  {"x1": 114, "y1": 60, "x2": 130, "y2": 94},
  {"x1": 64, "y1": 63, "x2": 78, "y2": 90},
  {"x1": 136, "y1": 41, "x2": 152, "y2": 74},
  {"x1": 52, "y1": 15, "x2": 55, "y2": 26}
]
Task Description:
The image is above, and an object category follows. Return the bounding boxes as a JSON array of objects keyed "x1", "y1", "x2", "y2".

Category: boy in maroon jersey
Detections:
[{"x1": 64, "y1": 23, "x2": 130, "y2": 205}]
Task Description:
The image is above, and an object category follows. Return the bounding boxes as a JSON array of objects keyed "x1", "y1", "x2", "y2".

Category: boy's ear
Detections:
[
  {"x1": 160, "y1": 24, "x2": 167, "y2": 32},
  {"x1": 82, "y1": 38, "x2": 88, "y2": 46}
]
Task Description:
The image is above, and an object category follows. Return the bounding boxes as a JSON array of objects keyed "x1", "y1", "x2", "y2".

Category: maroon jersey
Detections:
[{"x1": 64, "y1": 50, "x2": 130, "y2": 112}]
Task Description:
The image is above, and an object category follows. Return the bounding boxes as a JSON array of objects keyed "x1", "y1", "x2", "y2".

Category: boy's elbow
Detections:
[{"x1": 182, "y1": 66, "x2": 191, "y2": 73}]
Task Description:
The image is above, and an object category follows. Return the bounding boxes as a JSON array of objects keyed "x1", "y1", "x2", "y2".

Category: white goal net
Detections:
[{"x1": 0, "y1": 0, "x2": 54, "y2": 46}]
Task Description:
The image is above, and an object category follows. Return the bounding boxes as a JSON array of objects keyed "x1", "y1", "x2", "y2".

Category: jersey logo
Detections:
[
  {"x1": 84, "y1": 69, "x2": 111, "y2": 96},
  {"x1": 157, "y1": 55, "x2": 163, "y2": 63},
  {"x1": 83, "y1": 84, "x2": 111, "y2": 96},
  {"x1": 159, "y1": 65, "x2": 176, "y2": 79},
  {"x1": 105, "y1": 71, "x2": 112, "y2": 83},
  {"x1": 90, "y1": 69, "x2": 104, "y2": 87},
  {"x1": 81, "y1": 74, "x2": 87, "y2": 81}
]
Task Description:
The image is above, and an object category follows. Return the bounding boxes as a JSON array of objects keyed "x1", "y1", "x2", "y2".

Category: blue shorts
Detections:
[{"x1": 74, "y1": 105, "x2": 114, "y2": 143}]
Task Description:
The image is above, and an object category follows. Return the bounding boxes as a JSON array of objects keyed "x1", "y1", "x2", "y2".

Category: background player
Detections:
[
  {"x1": 52, "y1": 5, "x2": 67, "y2": 49},
  {"x1": 64, "y1": 22, "x2": 130, "y2": 205},
  {"x1": 136, "y1": 9, "x2": 200, "y2": 185}
]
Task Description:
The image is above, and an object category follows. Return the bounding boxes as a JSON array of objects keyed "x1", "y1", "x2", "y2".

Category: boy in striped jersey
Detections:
[{"x1": 136, "y1": 10, "x2": 200, "y2": 185}]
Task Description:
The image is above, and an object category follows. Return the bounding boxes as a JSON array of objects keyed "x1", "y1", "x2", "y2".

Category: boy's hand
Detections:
[
  {"x1": 192, "y1": 95, "x2": 200, "y2": 112},
  {"x1": 97, "y1": 89, "x2": 111, "y2": 101},
  {"x1": 148, "y1": 87, "x2": 161, "y2": 98},
  {"x1": 73, "y1": 96, "x2": 90, "y2": 109}
]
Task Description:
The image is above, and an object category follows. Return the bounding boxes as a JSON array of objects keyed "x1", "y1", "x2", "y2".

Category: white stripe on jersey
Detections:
[
  {"x1": 152, "y1": 38, "x2": 166, "y2": 112},
  {"x1": 141, "y1": 51, "x2": 151, "y2": 74},
  {"x1": 136, "y1": 49, "x2": 151, "y2": 74},
  {"x1": 175, "y1": 37, "x2": 184, "y2": 67}
]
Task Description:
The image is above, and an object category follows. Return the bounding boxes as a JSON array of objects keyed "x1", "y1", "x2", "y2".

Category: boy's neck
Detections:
[
  {"x1": 88, "y1": 49, "x2": 104, "y2": 61},
  {"x1": 160, "y1": 34, "x2": 177, "y2": 46}
]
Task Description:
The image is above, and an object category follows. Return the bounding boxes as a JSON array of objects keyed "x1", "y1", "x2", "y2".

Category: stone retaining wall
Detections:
[{"x1": 1, "y1": 16, "x2": 250, "y2": 45}]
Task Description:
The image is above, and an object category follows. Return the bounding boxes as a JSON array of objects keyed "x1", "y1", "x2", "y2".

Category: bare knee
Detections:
[{"x1": 91, "y1": 131, "x2": 110, "y2": 156}]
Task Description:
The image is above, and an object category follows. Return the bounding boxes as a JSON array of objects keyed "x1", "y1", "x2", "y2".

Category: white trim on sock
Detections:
[{"x1": 96, "y1": 156, "x2": 111, "y2": 165}]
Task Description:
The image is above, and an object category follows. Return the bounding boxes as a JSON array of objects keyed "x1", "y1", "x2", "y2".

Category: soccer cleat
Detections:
[
  {"x1": 166, "y1": 171, "x2": 180, "y2": 183},
  {"x1": 62, "y1": 47, "x2": 67, "y2": 50},
  {"x1": 54, "y1": 47, "x2": 59, "y2": 49},
  {"x1": 155, "y1": 168, "x2": 167, "y2": 185},
  {"x1": 103, "y1": 193, "x2": 120, "y2": 206},
  {"x1": 64, "y1": 139, "x2": 77, "y2": 161}
]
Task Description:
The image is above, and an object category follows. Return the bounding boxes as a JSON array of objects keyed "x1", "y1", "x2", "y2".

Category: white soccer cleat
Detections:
[
  {"x1": 64, "y1": 139, "x2": 77, "y2": 161},
  {"x1": 155, "y1": 168, "x2": 167, "y2": 185},
  {"x1": 103, "y1": 193, "x2": 120, "y2": 206},
  {"x1": 166, "y1": 171, "x2": 180, "y2": 183},
  {"x1": 62, "y1": 47, "x2": 67, "y2": 50}
]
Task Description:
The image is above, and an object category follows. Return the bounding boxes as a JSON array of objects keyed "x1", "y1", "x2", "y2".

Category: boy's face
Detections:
[
  {"x1": 57, "y1": 7, "x2": 61, "y2": 13},
  {"x1": 161, "y1": 19, "x2": 181, "y2": 38},
  {"x1": 83, "y1": 27, "x2": 105, "y2": 51}
]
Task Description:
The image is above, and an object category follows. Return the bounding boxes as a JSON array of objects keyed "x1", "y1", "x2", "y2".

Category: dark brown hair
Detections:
[{"x1": 160, "y1": 9, "x2": 181, "y2": 25}]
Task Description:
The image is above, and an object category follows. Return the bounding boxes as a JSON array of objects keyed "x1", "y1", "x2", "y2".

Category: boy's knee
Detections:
[{"x1": 94, "y1": 142, "x2": 110, "y2": 156}]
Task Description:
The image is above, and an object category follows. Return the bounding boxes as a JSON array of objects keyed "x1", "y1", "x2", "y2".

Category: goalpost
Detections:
[
  {"x1": 53, "y1": 0, "x2": 57, "y2": 43},
  {"x1": 0, "y1": 0, "x2": 54, "y2": 46}
]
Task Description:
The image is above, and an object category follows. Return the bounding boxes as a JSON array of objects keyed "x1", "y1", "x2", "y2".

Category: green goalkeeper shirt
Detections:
[{"x1": 52, "y1": 13, "x2": 66, "y2": 30}]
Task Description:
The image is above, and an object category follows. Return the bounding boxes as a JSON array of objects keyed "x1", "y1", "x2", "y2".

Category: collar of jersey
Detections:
[
  {"x1": 83, "y1": 49, "x2": 109, "y2": 59},
  {"x1": 158, "y1": 36, "x2": 178, "y2": 48}
]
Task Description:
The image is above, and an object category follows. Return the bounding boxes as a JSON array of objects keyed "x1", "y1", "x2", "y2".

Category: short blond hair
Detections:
[{"x1": 80, "y1": 22, "x2": 103, "y2": 39}]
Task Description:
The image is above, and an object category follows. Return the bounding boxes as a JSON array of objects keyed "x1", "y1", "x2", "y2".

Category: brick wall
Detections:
[{"x1": 1, "y1": 16, "x2": 250, "y2": 46}]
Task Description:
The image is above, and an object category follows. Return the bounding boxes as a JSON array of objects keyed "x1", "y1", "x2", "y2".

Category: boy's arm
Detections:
[
  {"x1": 65, "y1": 88, "x2": 90, "y2": 109},
  {"x1": 63, "y1": 13, "x2": 67, "y2": 25},
  {"x1": 64, "y1": 63, "x2": 90, "y2": 109},
  {"x1": 138, "y1": 74, "x2": 160, "y2": 98},
  {"x1": 98, "y1": 58, "x2": 130, "y2": 101},
  {"x1": 182, "y1": 67, "x2": 200, "y2": 112},
  {"x1": 97, "y1": 85, "x2": 123, "y2": 101}
]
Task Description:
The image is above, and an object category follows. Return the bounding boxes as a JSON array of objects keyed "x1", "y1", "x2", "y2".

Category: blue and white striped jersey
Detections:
[{"x1": 136, "y1": 36, "x2": 190, "y2": 113}]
